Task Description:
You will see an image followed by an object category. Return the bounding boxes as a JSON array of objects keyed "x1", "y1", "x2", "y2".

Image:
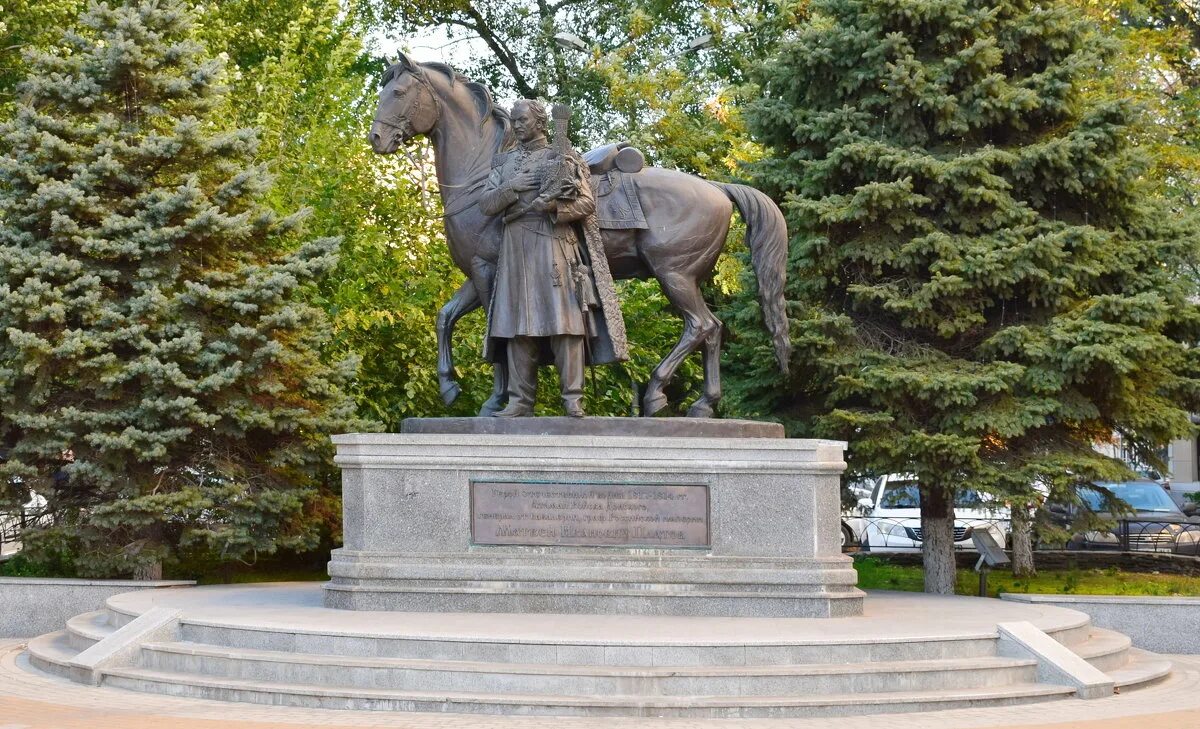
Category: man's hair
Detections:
[{"x1": 513, "y1": 99, "x2": 549, "y2": 135}]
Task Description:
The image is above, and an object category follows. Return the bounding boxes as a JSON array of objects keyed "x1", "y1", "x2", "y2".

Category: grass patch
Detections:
[
  {"x1": 853, "y1": 556, "x2": 1200, "y2": 597},
  {"x1": 852, "y1": 554, "x2": 927, "y2": 592}
]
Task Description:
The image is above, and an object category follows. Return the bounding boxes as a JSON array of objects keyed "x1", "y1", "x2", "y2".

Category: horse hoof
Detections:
[
  {"x1": 686, "y1": 401, "x2": 715, "y2": 418},
  {"x1": 642, "y1": 391, "x2": 669, "y2": 417},
  {"x1": 440, "y1": 380, "x2": 462, "y2": 406}
]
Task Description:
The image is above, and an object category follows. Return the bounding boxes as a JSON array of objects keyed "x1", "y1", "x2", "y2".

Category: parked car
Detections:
[
  {"x1": 849, "y1": 474, "x2": 1009, "y2": 553},
  {"x1": 840, "y1": 478, "x2": 876, "y2": 548},
  {"x1": 1162, "y1": 481, "x2": 1198, "y2": 517},
  {"x1": 1055, "y1": 481, "x2": 1200, "y2": 555}
]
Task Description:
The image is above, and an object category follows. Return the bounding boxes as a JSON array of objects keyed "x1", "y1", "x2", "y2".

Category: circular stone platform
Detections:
[
  {"x1": 107, "y1": 583, "x2": 1085, "y2": 641},
  {"x1": 24, "y1": 583, "x2": 1173, "y2": 718}
]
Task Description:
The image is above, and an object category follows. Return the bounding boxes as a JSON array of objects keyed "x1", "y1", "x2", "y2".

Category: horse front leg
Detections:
[
  {"x1": 436, "y1": 282, "x2": 481, "y2": 406},
  {"x1": 467, "y1": 256, "x2": 507, "y2": 417}
]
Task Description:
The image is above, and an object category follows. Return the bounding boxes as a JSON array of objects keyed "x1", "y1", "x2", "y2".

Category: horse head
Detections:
[{"x1": 370, "y1": 53, "x2": 441, "y2": 154}]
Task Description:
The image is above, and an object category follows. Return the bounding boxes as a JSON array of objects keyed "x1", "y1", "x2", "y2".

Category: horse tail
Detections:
[{"x1": 719, "y1": 182, "x2": 791, "y2": 374}]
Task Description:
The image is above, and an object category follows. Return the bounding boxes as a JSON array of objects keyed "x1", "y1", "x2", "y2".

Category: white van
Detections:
[{"x1": 846, "y1": 474, "x2": 1009, "y2": 553}]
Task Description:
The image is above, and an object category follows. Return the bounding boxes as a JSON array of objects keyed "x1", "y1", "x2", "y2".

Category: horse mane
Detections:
[{"x1": 382, "y1": 52, "x2": 513, "y2": 147}]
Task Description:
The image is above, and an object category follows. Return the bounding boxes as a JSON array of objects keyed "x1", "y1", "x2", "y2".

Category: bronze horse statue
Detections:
[{"x1": 369, "y1": 53, "x2": 790, "y2": 417}]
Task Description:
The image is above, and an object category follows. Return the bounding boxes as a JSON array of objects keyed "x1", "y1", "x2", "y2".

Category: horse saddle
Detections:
[{"x1": 583, "y1": 142, "x2": 648, "y2": 230}]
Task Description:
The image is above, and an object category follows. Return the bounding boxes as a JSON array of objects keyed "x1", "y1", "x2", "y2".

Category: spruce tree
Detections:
[
  {"x1": 730, "y1": 0, "x2": 1200, "y2": 590},
  {"x1": 0, "y1": 0, "x2": 362, "y2": 578}
]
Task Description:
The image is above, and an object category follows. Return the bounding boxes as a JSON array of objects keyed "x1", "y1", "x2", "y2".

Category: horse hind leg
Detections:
[
  {"x1": 687, "y1": 323, "x2": 723, "y2": 418},
  {"x1": 643, "y1": 272, "x2": 721, "y2": 417}
]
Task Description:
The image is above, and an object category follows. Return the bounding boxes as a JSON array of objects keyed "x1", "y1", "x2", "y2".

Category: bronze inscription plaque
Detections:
[{"x1": 470, "y1": 481, "x2": 710, "y2": 548}]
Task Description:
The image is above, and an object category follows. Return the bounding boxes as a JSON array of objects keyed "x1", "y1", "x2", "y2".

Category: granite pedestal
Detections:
[{"x1": 324, "y1": 418, "x2": 863, "y2": 617}]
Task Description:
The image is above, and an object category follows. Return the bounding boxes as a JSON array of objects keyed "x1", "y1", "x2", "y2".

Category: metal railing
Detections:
[
  {"x1": 842, "y1": 516, "x2": 1010, "y2": 552},
  {"x1": 0, "y1": 507, "x2": 50, "y2": 549},
  {"x1": 1056, "y1": 518, "x2": 1200, "y2": 556},
  {"x1": 843, "y1": 515, "x2": 1200, "y2": 556}
]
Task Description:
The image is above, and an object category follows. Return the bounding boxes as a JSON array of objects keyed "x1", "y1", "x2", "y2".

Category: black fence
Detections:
[
  {"x1": 842, "y1": 516, "x2": 1009, "y2": 553},
  {"x1": 0, "y1": 507, "x2": 50, "y2": 549},
  {"x1": 1055, "y1": 518, "x2": 1200, "y2": 556},
  {"x1": 842, "y1": 516, "x2": 1200, "y2": 556}
]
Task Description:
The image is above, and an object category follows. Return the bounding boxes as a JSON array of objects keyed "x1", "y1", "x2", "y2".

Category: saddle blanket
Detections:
[{"x1": 591, "y1": 169, "x2": 648, "y2": 230}]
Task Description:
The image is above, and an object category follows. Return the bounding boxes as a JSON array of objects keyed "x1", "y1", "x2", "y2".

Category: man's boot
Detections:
[
  {"x1": 563, "y1": 398, "x2": 584, "y2": 418},
  {"x1": 493, "y1": 401, "x2": 533, "y2": 417},
  {"x1": 494, "y1": 336, "x2": 537, "y2": 417},
  {"x1": 553, "y1": 335, "x2": 585, "y2": 418}
]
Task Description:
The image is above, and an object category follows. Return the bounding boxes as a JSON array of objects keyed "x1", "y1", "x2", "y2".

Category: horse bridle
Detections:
[
  {"x1": 378, "y1": 69, "x2": 442, "y2": 142},
  {"x1": 374, "y1": 115, "x2": 415, "y2": 139}
]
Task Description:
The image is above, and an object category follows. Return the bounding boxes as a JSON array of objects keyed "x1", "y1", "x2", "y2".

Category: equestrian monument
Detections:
[{"x1": 20, "y1": 55, "x2": 1171, "y2": 722}]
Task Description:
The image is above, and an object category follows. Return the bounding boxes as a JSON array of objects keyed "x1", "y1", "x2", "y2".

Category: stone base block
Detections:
[
  {"x1": 325, "y1": 551, "x2": 862, "y2": 617},
  {"x1": 325, "y1": 425, "x2": 863, "y2": 617}
]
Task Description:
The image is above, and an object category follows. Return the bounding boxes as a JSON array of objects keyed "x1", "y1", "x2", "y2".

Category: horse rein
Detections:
[{"x1": 440, "y1": 171, "x2": 492, "y2": 218}]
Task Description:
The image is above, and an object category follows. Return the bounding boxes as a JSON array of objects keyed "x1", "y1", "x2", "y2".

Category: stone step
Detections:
[
  {"x1": 65, "y1": 610, "x2": 114, "y2": 651},
  {"x1": 1049, "y1": 620, "x2": 1096, "y2": 648},
  {"x1": 175, "y1": 620, "x2": 1002, "y2": 666},
  {"x1": 327, "y1": 586, "x2": 865, "y2": 617},
  {"x1": 25, "y1": 631, "x2": 81, "y2": 681},
  {"x1": 1110, "y1": 649, "x2": 1173, "y2": 691},
  {"x1": 100, "y1": 665, "x2": 1077, "y2": 718},
  {"x1": 106, "y1": 605, "x2": 136, "y2": 629},
  {"x1": 137, "y1": 640, "x2": 1038, "y2": 696},
  {"x1": 1072, "y1": 628, "x2": 1132, "y2": 672},
  {"x1": 339, "y1": 578, "x2": 865, "y2": 595},
  {"x1": 26, "y1": 588, "x2": 1171, "y2": 719}
]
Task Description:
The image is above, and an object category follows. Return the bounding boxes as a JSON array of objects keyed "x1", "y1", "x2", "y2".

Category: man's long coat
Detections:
[{"x1": 479, "y1": 139, "x2": 625, "y2": 366}]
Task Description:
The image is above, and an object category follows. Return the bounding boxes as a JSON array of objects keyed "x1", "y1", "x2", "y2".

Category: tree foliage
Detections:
[
  {"x1": 0, "y1": 0, "x2": 363, "y2": 577},
  {"x1": 0, "y1": 0, "x2": 88, "y2": 114},
  {"x1": 585, "y1": 1, "x2": 800, "y2": 178},
  {"x1": 731, "y1": 0, "x2": 1200, "y2": 591},
  {"x1": 189, "y1": 0, "x2": 493, "y2": 427},
  {"x1": 1074, "y1": 0, "x2": 1200, "y2": 204},
  {"x1": 361, "y1": 0, "x2": 796, "y2": 146}
]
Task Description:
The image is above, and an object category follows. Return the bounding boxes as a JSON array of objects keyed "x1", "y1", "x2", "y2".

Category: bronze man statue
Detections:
[{"x1": 479, "y1": 100, "x2": 622, "y2": 417}]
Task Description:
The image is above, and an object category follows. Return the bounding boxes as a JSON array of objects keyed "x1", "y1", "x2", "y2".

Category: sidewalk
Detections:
[{"x1": 2, "y1": 640, "x2": 1198, "y2": 729}]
